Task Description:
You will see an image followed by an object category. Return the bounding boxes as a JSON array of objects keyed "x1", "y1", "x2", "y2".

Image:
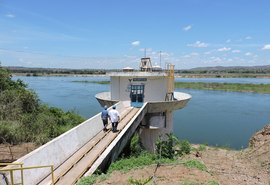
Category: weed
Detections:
[
  {"x1": 108, "y1": 152, "x2": 156, "y2": 173},
  {"x1": 179, "y1": 140, "x2": 191, "y2": 155},
  {"x1": 198, "y1": 144, "x2": 207, "y2": 151},
  {"x1": 128, "y1": 176, "x2": 152, "y2": 185},
  {"x1": 180, "y1": 180, "x2": 200, "y2": 185},
  {"x1": 206, "y1": 180, "x2": 219, "y2": 185},
  {"x1": 76, "y1": 175, "x2": 97, "y2": 185},
  {"x1": 183, "y1": 160, "x2": 207, "y2": 171},
  {"x1": 130, "y1": 133, "x2": 143, "y2": 157}
]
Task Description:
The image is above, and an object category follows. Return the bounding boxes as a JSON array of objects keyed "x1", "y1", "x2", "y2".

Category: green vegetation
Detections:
[
  {"x1": 180, "y1": 180, "x2": 219, "y2": 185},
  {"x1": 175, "y1": 82, "x2": 270, "y2": 93},
  {"x1": 156, "y1": 133, "x2": 191, "y2": 159},
  {"x1": 77, "y1": 133, "x2": 193, "y2": 185},
  {"x1": 183, "y1": 160, "x2": 207, "y2": 172},
  {"x1": 6, "y1": 66, "x2": 106, "y2": 76},
  {"x1": 180, "y1": 181, "x2": 201, "y2": 185},
  {"x1": 128, "y1": 176, "x2": 153, "y2": 185},
  {"x1": 198, "y1": 144, "x2": 207, "y2": 151},
  {"x1": 206, "y1": 180, "x2": 220, "y2": 185},
  {"x1": 71, "y1": 80, "x2": 270, "y2": 94},
  {"x1": 0, "y1": 67, "x2": 84, "y2": 145}
]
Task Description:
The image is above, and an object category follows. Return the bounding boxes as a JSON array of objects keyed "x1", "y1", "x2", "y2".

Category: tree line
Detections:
[{"x1": 0, "y1": 66, "x2": 84, "y2": 145}]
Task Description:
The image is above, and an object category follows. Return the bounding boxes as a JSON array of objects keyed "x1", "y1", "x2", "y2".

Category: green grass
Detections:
[
  {"x1": 107, "y1": 152, "x2": 174, "y2": 173},
  {"x1": 72, "y1": 80, "x2": 270, "y2": 94},
  {"x1": 183, "y1": 160, "x2": 208, "y2": 172},
  {"x1": 198, "y1": 144, "x2": 207, "y2": 151},
  {"x1": 174, "y1": 82, "x2": 270, "y2": 93},
  {"x1": 206, "y1": 180, "x2": 220, "y2": 185}
]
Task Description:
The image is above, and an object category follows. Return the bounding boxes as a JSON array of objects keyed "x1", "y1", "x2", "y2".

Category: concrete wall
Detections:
[
  {"x1": 111, "y1": 76, "x2": 169, "y2": 102},
  {"x1": 5, "y1": 102, "x2": 127, "y2": 185}
]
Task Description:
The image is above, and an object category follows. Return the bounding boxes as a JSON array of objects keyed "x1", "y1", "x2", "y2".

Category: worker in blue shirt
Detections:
[{"x1": 101, "y1": 105, "x2": 109, "y2": 131}]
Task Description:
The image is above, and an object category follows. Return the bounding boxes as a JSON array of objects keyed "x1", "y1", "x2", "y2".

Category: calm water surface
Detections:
[{"x1": 13, "y1": 76, "x2": 270, "y2": 149}]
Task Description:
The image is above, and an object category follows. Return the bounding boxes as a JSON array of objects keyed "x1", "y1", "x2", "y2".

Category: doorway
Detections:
[{"x1": 130, "y1": 84, "x2": 144, "y2": 107}]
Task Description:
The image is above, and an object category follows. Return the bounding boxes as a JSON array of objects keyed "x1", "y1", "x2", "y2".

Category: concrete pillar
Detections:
[{"x1": 139, "y1": 111, "x2": 173, "y2": 152}]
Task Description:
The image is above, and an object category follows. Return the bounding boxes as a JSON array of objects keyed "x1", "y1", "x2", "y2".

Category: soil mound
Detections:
[{"x1": 245, "y1": 124, "x2": 270, "y2": 173}]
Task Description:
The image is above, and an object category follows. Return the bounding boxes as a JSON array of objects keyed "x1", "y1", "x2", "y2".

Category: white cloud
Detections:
[
  {"x1": 262, "y1": 44, "x2": 270, "y2": 50},
  {"x1": 232, "y1": 50, "x2": 241, "y2": 53},
  {"x1": 245, "y1": 36, "x2": 252, "y2": 40},
  {"x1": 131, "y1": 41, "x2": 140, "y2": 46},
  {"x1": 245, "y1": 52, "x2": 252, "y2": 56},
  {"x1": 187, "y1": 41, "x2": 208, "y2": 48},
  {"x1": 210, "y1": 56, "x2": 222, "y2": 62},
  {"x1": 183, "y1": 25, "x2": 192, "y2": 31},
  {"x1": 217, "y1": 47, "x2": 231, "y2": 52},
  {"x1": 190, "y1": 52, "x2": 199, "y2": 56},
  {"x1": 5, "y1": 13, "x2": 15, "y2": 18}
]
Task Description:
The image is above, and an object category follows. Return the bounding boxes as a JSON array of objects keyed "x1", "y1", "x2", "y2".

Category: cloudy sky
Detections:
[{"x1": 1, "y1": 0, "x2": 270, "y2": 69}]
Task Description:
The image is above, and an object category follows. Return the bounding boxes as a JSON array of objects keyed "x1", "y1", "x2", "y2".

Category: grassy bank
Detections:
[
  {"x1": 72, "y1": 80, "x2": 270, "y2": 94},
  {"x1": 175, "y1": 82, "x2": 270, "y2": 93}
]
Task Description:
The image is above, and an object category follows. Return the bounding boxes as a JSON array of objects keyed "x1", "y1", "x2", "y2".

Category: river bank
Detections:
[{"x1": 72, "y1": 80, "x2": 270, "y2": 94}]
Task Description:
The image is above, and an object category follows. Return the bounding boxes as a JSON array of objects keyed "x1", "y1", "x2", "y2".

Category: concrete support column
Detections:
[{"x1": 139, "y1": 111, "x2": 173, "y2": 152}]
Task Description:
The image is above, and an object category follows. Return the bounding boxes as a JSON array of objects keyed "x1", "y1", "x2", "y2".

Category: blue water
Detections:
[{"x1": 12, "y1": 76, "x2": 270, "y2": 149}]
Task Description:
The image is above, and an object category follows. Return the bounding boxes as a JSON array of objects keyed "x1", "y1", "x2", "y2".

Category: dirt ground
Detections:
[
  {"x1": 0, "y1": 143, "x2": 37, "y2": 163},
  {"x1": 1, "y1": 125, "x2": 269, "y2": 185},
  {"x1": 93, "y1": 147, "x2": 269, "y2": 185},
  {"x1": 94, "y1": 125, "x2": 270, "y2": 185}
]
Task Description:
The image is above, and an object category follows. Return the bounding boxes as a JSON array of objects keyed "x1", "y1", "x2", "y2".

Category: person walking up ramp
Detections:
[{"x1": 109, "y1": 105, "x2": 120, "y2": 133}]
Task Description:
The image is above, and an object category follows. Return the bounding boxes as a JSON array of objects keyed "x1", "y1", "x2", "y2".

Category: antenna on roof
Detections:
[
  {"x1": 144, "y1": 48, "x2": 146, "y2": 58},
  {"x1": 159, "y1": 51, "x2": 162, "y2": 67}
]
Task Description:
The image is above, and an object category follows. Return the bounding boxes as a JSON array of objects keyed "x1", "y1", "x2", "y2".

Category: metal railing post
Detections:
[
  {"x1": 20, "y1": 163, "x2": 24, "y2": 185},
  {"x1": 51, "y1": 165, "x2": 55, "y2": 185},
  {"x1": 10, "y1": 170, "x2": 14, "y2": 185}
]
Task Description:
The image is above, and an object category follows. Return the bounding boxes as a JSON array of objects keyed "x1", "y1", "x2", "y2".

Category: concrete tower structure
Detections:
[{"x1": 96, "y1": 57, "x2": 191, "y2": 151}]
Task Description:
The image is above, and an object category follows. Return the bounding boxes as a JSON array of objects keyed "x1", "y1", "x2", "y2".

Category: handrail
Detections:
[
  {"x1": 0, "y1": 163, "x2": 24, "y2": 185},
  {"x1": 0, "y1": 164, "x2": 54, "y2": 185}
]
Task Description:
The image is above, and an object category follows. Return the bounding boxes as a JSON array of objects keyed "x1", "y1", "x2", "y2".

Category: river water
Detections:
[{"x1": 13, "y1": 76, "x2": 270, "y2": 149}]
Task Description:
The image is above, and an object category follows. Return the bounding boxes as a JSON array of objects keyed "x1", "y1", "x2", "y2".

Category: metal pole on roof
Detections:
[
  {"x1": 144, "y1": 48, "x2": 146, "y2": 58},
  {"x1": 159, "y1": 51, "x2": 162, "y2": 67}
]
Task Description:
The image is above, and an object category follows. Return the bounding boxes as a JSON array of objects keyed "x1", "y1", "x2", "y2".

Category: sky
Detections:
[{"x1": 0, "y1": 0, "x2": 270, "y2": 69}]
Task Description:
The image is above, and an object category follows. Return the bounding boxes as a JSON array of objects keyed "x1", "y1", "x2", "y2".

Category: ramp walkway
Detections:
[{"x1": 3, "y1": 102, "x2": 147, "y2": 185}]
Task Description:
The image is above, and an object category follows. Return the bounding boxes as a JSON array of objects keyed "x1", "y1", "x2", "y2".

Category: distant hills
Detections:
[
  {"x1": 189, "y1": 65, "x2": 270, "y2": 71},
  {"x1": 2, "y1": 65, "x2": 270, "y2": 77}
]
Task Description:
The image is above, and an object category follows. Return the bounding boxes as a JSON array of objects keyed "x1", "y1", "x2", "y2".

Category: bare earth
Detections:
[
  {"x1": 95, "y1": 124, "x2": 270, "y2": 185},
  {"x1": 0, "y1": 143, "x2": 37, "y2": 163},
  {"x1": 1, "y1": 125, "x2": 269, "y2": 185}
]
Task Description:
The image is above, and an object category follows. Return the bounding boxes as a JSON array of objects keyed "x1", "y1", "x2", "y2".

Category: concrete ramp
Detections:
[{"x1": 6, "y1": 102, "x2": 147, "y2": 185}]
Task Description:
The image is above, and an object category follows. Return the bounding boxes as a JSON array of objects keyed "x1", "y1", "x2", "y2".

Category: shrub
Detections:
[
  {"x1": 0, "y1": 68, "x2": 84, "y2": 145},
  {"x1": 179, "y1": 140, "x2": 191, "y2": 155},
  {"x1": 155, "y1": 133, "x2": 179, "y2": 159},
  {"x1": 0, "y1": 121, "x2": 23, "y2": 144},
  {"x1": 130, "y1": 133, "x2": 143, "y2": 157}
]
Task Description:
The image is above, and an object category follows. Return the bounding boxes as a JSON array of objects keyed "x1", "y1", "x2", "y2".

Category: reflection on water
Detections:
[{"x1": 13, "y1": 76, "x2": 270, "y2": 149}]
